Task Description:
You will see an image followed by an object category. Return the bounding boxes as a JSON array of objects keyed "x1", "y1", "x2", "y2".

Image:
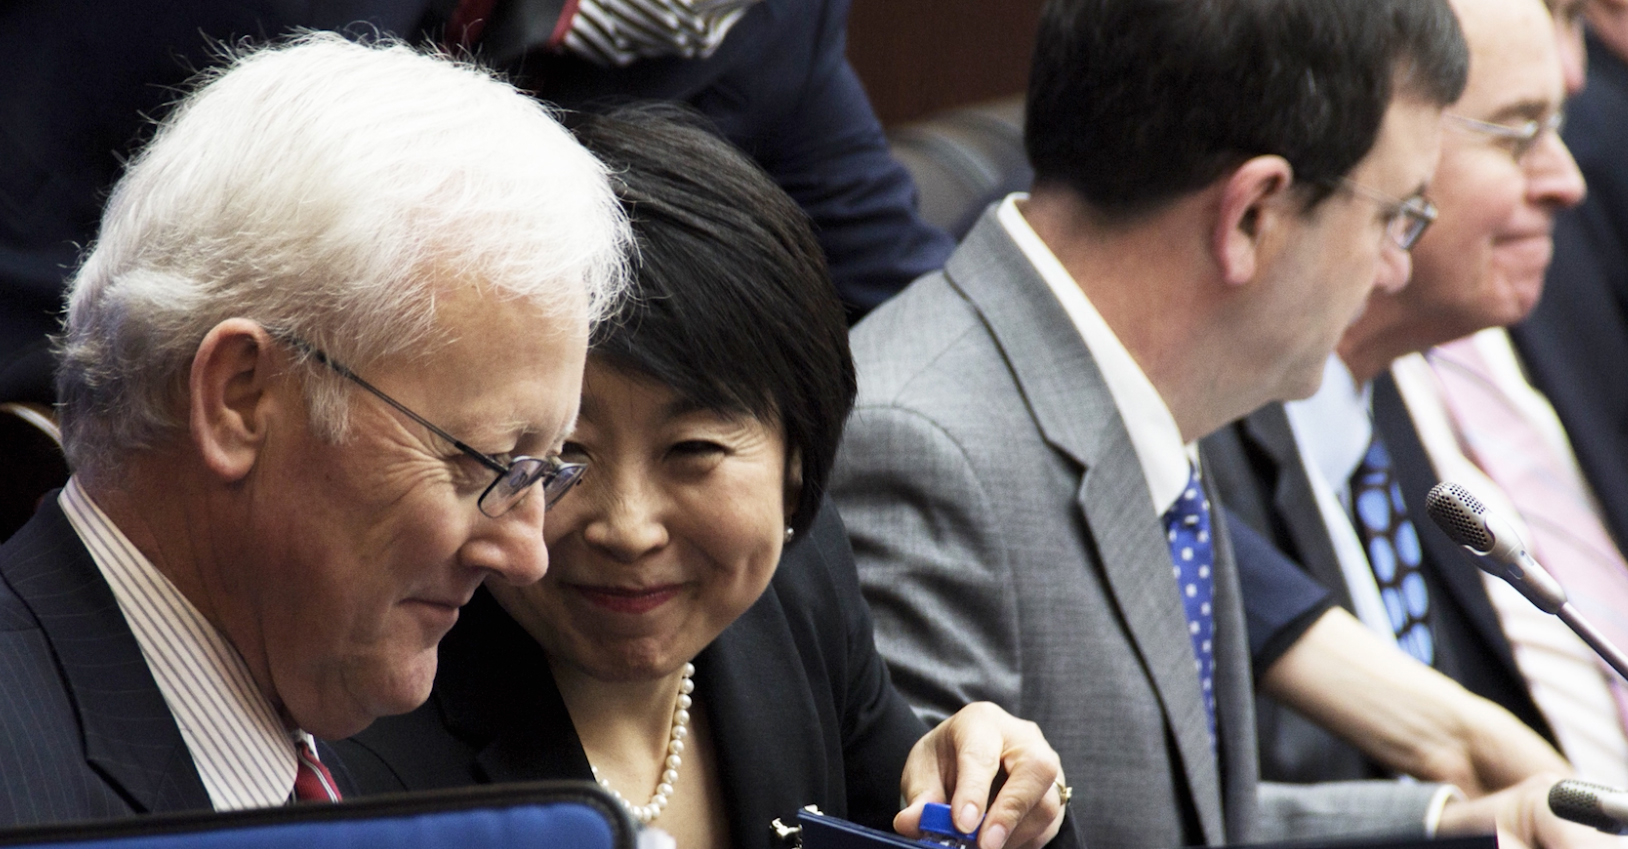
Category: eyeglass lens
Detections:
[
  {"x1": 478, "y1": 456, "x2": 588, "y2": 518},
  {"x1": 1383, "y1": 196, "x2": 1436, "y2": 251}
]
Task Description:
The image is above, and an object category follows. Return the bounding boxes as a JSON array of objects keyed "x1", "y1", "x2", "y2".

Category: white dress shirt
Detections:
[
  {"x1": 998, "y1": 194, "x2": 1195, "y2": 515},
  {"x1": 1281, "y1": 355, "x2": 1400, "y2": 648},
  {"x1": 1393, "y1": 334, "x2": 1628, "y2": 785},
  {"x1": 59, "y1": 478, "x2": 313, "y2": 810}
]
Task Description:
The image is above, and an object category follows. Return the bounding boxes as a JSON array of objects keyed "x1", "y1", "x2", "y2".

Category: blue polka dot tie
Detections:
[
  {"x1": 1163, "y1": 465, "x2": 1216, "y2": 747},
  {"x1": 1350, "y1": 434, "x2": 1434, "y2": 665}
]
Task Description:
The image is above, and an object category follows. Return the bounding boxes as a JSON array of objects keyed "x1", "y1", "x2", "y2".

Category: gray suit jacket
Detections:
[{"x1": 832, "y1": 210, "x2": 1442, "y2": 849}]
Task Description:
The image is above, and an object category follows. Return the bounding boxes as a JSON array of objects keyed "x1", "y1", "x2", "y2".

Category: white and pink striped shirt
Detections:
[{"x1": 59, "y1": 478, "x2": 315, "y2": 810}]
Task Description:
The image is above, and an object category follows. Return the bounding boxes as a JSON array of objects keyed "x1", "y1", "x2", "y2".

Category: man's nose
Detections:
[
  {"x1": 464, "y1": 491, "x2": 551, "y2": 586},
  {"x1": 1526, "y1": 131, "x2": 1587, "y2": 210}
]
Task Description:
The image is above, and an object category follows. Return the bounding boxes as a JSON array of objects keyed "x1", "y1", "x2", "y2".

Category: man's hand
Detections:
[
  {"x1": 893, "y1": 702, "x2": 1067, "y2": 849},
  {"x1": 1438, "y1": 773, "x2": 1625, "y2": 849}
]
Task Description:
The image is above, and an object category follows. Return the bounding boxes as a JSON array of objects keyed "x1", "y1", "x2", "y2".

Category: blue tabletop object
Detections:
[{"x1": 918, "y1": 803, "x2": 979, "y2": 847}]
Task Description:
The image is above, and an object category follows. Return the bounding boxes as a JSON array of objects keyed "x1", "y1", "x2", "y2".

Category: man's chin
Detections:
[
  {"x1": 294, "y1": 654, "x2": 440, "y2": 738},
  {"x1": 369, "y1": 652, "x2": 441, "y2": 718}
]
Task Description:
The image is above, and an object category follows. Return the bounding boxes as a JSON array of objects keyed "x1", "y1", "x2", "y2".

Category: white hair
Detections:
[{"x1": 57, "y1": 32, "x2": 630, "y2": 477}]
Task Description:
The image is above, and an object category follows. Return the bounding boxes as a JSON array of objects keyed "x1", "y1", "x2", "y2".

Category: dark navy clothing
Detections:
[
  {"x1": 0, "y1": 0, "x2": 947, "y2": 366},
  {"x1": 1223, "y1": 507, "x2": 1335, "y2": 676},
  {"x1": 0, "y1": 1, "x2": 431, "y2": 364},
  {"x1": 514, "y1": 0, "x2": 954, "y2": 320}
]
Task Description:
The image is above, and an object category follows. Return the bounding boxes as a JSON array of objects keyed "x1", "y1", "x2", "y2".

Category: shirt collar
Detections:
[
  {"x1": 997, "y1": 193, "x2": 1196, "y2": 515},
  {"x1": 1282, "y1": 354, "x2": 1373, "y2": 504},
  {"x1": 59, "y1": 477, "x2": 304, "y2": 810}
]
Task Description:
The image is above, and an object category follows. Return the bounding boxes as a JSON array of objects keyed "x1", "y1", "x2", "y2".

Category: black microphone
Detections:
[
  {"x1": 1424, "y1": 481, "x2": 1628, "y2": 682},
  {"x1": 1549, "y1": 779, "x2": 1628, "y2": 835}
]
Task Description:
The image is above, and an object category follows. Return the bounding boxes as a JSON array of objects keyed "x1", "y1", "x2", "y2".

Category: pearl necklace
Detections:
[{"x1": 591, "y1": 662, "x2": 694, "y2": 824}]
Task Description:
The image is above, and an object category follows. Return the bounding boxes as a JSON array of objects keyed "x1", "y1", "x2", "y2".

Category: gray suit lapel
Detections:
[
  {"x1": 1204, "y1": 481, "x2": 1263, "y2": 844},
  {"x1": 946, "y1": 211, "x2": 1225, "y2": 843}
]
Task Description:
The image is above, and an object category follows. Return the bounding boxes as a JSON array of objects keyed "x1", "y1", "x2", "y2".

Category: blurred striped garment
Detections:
[{"x1": 563, "y1": 0, "x2": 762, "y2": 66}]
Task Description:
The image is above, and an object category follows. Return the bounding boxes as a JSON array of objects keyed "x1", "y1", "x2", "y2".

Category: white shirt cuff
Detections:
[{"x1": 1424, "y1": 784, "x2": 1467, "y2": 836}]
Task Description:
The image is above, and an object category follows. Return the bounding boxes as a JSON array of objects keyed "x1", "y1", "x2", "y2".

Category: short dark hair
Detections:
[
  {"x1": 1025, "y1": 0, "x2": 1468, "y2": 216},
  {"x1": 570, "y1": 104, "x2": 855, "y2": 535}
]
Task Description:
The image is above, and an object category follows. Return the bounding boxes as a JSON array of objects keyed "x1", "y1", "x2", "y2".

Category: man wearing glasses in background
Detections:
[
  {"x1": 831, "y1": 0, "x2": 1556, "y2": 845},
  {"x1": 1206, "y1": 0, "x2": 1611, "y2": 789},
  {"x1": 0, "y1": 34, "x2": 629, "y2": 826}
]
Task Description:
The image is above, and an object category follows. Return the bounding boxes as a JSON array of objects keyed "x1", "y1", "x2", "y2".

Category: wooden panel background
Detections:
[{"x1": 846, "y1": 0, "x2": 1045, "y2": 126}]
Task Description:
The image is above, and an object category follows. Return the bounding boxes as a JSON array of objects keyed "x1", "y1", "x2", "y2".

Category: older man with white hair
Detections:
[{"x1": 0, "y1": 33, "x2": 630, "y2": 826}]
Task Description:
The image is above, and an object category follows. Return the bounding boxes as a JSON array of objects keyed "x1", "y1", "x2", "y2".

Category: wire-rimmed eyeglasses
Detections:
[
  {"x1": 1334, "y1": 178, "x2": 1438, "y2": 251},
  {"x1": 1445, "y1": 111, "x2": 1565, "y2": 163},
  {"x1": 282, "y1": 336, "x2": 586, "y2": 518}
]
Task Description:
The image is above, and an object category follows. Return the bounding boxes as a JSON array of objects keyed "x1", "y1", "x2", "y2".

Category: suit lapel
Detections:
[
  {"x1": 1240, "y1": 405, "x2": 1354, "y2": 609},
  {"x1": 431, "y1": 590, "x2": 593, "y2": 785},
  {"x1": 946, "y1": 212, "x2": 1225, "y2": 843},
  {"x1": 450, "y1": 585, "x2": 828, "y2": 848},
  {"x1": 701, "y1": 586, "x2": 827, "y2": 848},
  {"x1": 1203, "y1": 484, "x2": 1261, "y2": 845},
  {"x1": 1371, "y1": 375, "x2": 1531, "y2": 689},
  {"x1": 0, "y1": 496, "x2": 208, "y2": 813},
  {"x1": 1079, "y1": 443, "x2": 1225, "y2": 844}
]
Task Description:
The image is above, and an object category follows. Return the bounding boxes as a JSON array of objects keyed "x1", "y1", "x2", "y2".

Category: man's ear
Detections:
[
  {"x1": 1213, "y1": 155, "x2": 1296, "y2": 286},
  {"x1": 189, "y1": 319, "x2": 284, "y2": 482}
]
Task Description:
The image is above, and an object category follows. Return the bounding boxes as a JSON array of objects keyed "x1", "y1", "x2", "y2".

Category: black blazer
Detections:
[
  {"x1": 336, "y1": 501, "x2": 937, "y2": 849},
  {"x1": 0, "y1": 495, "x2": 211, "y2": 826},
  {"x1": 0, "y1": 494, "x2": 363, "y2": 827},
  {"x1": 1203, "y1": 386, "x2": 1553, "y2": 784},
  {"x1": 1370, "y1": 375, "x2": 1552, "y2": 743}
]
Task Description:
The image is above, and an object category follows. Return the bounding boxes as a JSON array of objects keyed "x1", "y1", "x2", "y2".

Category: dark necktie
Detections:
[
  {"x1": 1163, "y1": 465, "x2": 1216, "y2": 745},
  {"x1": 1349, "y1": 433, "x2": 1434, "y2": 664},
  {"x1": 293, "y1": 741, "x2": 342, "y2": 803}
]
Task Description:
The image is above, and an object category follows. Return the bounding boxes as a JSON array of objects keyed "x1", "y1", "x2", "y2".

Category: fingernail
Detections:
[
  {"x1": 983, "y1": 824, "x2": 1009, "y2": 849},
  {"x1": 960, "y1": 803, "x2": 980, "y2": 830}
]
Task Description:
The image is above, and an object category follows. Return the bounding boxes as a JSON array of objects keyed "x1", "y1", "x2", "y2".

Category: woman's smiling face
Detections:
[{"x1": 488, "y1": 360, "x2": 794, "y2": 682}]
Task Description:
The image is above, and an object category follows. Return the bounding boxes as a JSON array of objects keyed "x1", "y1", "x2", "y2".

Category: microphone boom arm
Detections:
[
  {"x1": 1425, "y1": 481, "x2": 1628, "y2": 683},
  {"x1": 1558, "y1": 603, "x2": 1628, "y2": 682}
]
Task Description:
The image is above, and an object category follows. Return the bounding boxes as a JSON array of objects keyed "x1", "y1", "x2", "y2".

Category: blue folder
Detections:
[{"x1": 0, "y1": 782, "x2": 636, "y2": 849}]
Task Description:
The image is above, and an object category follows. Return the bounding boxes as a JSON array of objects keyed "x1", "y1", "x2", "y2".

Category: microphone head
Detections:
[
  {"x1": 1425, "y1": 482, "x2": 1494, "y2": 552},
  {"x1": 1550, "y1": 780, "x2": 1628, "y2": 834}
]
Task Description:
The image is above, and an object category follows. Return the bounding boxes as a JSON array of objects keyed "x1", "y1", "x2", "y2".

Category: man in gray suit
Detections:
[{"x1": 833, "y1": 1, "x2": 1598, "y2": 847}]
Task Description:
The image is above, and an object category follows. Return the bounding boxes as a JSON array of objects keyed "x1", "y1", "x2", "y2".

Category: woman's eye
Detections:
[
  {"x1": 669, "y1": 440, "x2": 726, "y2": 459},
  {"x1": 560, "y1": 441, "x2": 589, "y2": 462}
]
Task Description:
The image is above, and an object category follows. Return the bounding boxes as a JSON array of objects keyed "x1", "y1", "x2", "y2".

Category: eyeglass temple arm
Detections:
[{"x1": 289, "y1": 337, "x2": 510, "y2": 476}]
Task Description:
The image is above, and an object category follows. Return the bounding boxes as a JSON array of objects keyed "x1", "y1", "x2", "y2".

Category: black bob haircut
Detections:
[
  {"x1": 569, "y1": 104, "x2": 855, "y2": 536},
  {"x1": 1026, "y1": 0, "x2": 1468, "y2": 217}
]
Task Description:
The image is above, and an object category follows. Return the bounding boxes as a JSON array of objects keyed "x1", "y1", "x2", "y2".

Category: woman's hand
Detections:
[{"x1": 893, "y1": 702, "x2": 1068, "y2": 849}]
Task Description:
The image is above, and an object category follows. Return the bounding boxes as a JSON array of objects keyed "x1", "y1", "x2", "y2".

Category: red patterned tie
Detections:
[{"x1": 294, "y1": 740, "x2": 342, "y2": 803}]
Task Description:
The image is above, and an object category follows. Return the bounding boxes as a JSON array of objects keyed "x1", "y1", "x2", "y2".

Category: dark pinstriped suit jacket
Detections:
[
  {"x1": 0, "y1": 495, "x2": 366, "y2": 827},
  {"x1": 0, "y1": 496, "x2": 211, "y2": 826}
]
